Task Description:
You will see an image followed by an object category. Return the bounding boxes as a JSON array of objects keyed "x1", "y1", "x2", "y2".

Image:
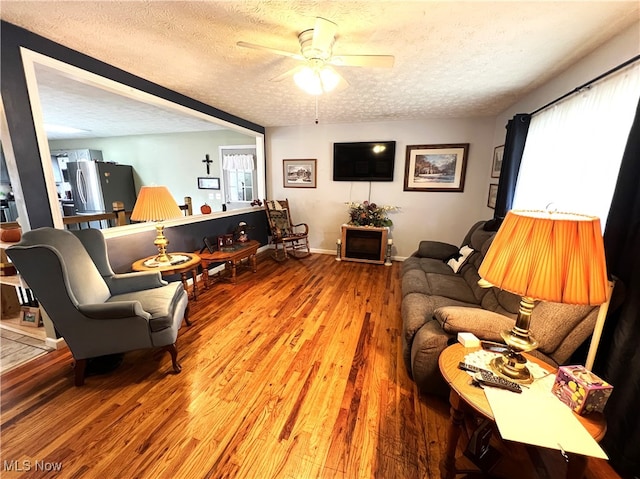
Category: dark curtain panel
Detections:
[
  {"x1": 493, "y1": 114, "x2": 531, "y2": 221},
  {"x1": 596, "y1": 97, "x2": 640, "y2": 478}
]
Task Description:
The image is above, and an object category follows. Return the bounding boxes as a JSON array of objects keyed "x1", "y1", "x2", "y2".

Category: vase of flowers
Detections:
[{"x1": 346, "y1": 201, "x2": 396, "y2": 227}]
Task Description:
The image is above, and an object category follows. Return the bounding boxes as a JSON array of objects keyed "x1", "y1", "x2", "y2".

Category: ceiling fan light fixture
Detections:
[
  {"x1": 294, "y1": 64, "x2": 340, "y2": 96},
  {"x1": 319, "y1": 66, "x2": 340, "y2": 92}
]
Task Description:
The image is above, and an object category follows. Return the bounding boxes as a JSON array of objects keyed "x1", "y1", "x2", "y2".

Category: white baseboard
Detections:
[
  {"x1": 310, "y1": 248, "x2": 336, "y2": 255},
  {"x1": 45, "y1": 337, "x2": 67, "y2": 350}
]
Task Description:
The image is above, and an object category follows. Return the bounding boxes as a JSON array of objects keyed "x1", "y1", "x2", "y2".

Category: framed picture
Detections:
[
  {"x1": 404, "y1": 144, "x2": 469, "y2": 192},
  {"x1": 197, "y1": 177, "x2": 220, "y2": 190},
  {"x1": 20, "y1": 306, "x2": 41, "y2": 327},
  {"x1": 283, "y1": 159, "x2": 316, "y2": 188},
  {"x1": 487, "y1": 183, "x2": 499, "y2": 209},
  {"x1": 491, "y1": 145, "x2": 504, "y2": 178}
]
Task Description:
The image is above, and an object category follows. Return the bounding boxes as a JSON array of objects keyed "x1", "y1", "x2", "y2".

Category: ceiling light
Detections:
[{"x1": 294, "y1": 64, "x2": 340, "y2": 96}]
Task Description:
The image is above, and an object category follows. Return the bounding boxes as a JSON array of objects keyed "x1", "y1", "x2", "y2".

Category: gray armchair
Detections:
[{"x1": 6, "y1": 227, "x2": 189, "y2": 386}]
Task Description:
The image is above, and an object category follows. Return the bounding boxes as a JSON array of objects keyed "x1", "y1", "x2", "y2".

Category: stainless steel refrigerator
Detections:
[{"x1": 67, "y1": 161, "x2": 137, "y2": 214}]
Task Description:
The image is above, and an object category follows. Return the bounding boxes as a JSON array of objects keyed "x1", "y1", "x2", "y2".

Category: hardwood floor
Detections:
[{"x1": 0, "y1": 253, "x2": 621, "y2": 479}]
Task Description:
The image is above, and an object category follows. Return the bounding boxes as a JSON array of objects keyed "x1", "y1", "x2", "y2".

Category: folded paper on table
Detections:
[
  {"x1": 142, "y1": 254, "x2": 191, "y2": 268},
  {"x1": 483, "y1": 375, "x2": 607, "y2": 459}
]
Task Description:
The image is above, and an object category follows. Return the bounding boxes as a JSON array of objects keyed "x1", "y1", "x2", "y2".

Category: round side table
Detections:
[
  {"x1": 132, "y1": 253, "x2": 201, "y2": 303},
  {"x1": 438, "y1": 343, "x2": 606, "y2": 479}
]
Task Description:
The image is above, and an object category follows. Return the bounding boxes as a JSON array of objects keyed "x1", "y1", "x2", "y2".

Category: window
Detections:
[
  {"x1": 513, "y1": 62, "x2": 640, "y2": 228},
  {"x1": 221, "y1": 147, "x2": 257, "y2": 205},
  {"x1": 225, "y1": 169, "x2": 255, "y2": 202}
]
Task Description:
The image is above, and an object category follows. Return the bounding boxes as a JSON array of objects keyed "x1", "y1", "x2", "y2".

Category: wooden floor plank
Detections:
[{"x1": 0, "y1": 253, "x2": 621, "y2": 479}]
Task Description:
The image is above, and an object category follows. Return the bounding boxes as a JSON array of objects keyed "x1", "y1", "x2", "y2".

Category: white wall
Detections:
[
  {"x1": 266, "y1": 118, "x2": 496, "y2": 258},
  {"x1": 49, "y1": 129, "x2": 255, "y2": 212},
  {"x1": 493, "y1": 22, "x2": 640, "y2": 145}
]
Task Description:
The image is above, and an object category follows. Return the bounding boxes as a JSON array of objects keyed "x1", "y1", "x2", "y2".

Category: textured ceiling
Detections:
[
  {"x1": 33, "y1": 63, "x2": 227, "y2": 139},
  {"x1": 1, "y1": 1, "x2": 639, "y2": 136}
]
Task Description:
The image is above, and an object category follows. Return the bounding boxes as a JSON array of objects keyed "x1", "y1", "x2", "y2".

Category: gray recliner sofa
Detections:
[{"x1": 401, "y1": 220, "x2": 599, "y2": 396}]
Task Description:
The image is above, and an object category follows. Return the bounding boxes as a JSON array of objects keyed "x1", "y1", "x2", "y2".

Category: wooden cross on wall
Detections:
[{"x1": 202, "y1": 154, "x2": 213, "y2": 175}]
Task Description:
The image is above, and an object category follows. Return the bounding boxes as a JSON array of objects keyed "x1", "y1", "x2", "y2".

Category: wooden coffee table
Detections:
[
  {"x1": 438, "y1": 343, "x2": 607, "y2": 479},
  {"x1": 197, "y1": 240, "x2": 260, "y2": 287},
  {"x1": 131, "y1": 252, "x2": 201, "y2": 301}
]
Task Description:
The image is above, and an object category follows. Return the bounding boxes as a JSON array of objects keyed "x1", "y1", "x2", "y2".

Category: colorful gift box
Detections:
[{"x1": 552, "y1": 365, "x2": 613, "y2": 415}]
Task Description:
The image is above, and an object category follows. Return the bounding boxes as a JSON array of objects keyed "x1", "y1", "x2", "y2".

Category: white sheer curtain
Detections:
[
  {"x1": 513, "y1": 63, "x2": 640, "y2": 228},
  {"x1": 222, "y1": 154, "x2": 255, "y2": 171}
]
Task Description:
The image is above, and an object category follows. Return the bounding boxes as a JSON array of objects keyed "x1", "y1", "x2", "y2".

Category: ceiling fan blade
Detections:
[
  {"x1": 330, "y1": 55, "x2": 395, "y2": 68},
  {"x1": 312, "y1": 17, "x2": 338, "y2": 52},
  {"x1": 333, "y1": 70, "x2": 350, "y2": 92},
  {"x1": 237, "y1": 41, "x2": 304, "y2": 61}
]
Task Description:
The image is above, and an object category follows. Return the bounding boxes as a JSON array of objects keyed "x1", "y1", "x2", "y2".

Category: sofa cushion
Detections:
[
  {"x1": 401, "y1": 269, "x2": 428, "y2": 296},
  {"x1": 110, "y1": 282, "x2": 185, "y2": 332},
  {"x1": 402, "y1": 293, "x2": 481, "y2": 344},
  {"x1": 402, "y1": 292, "x2": 481, "y2": 375},
  {"x1": 434, "y1": 306, "x2": 515, "y2": 342},
  {"x1": 468, "y1": 226, "x2": 496, "y2": 252},
  {"x1": 480, "y1": 288, "x2": 521, "y2": 315},
  {"x1": 410, "y1": 319, "x2": 452, "y2": 397},
  {"x1": 435, "y1": 301, "x2": 597, "y2": 358},
  {"x1": 529, "y1": 302, "x2": 596, "y2": 354},
  {"x1": 402, "y1": 256, "x2": 455, "y2": 276},
  {"x1": 461, "y1": 267, "x2": 491, "y2": 303},
  {"x1": 427, "y1": 273, "x2": 478, "y2": 304},
  {"x1": 415, "y1": 241, "x2": 459, "y2": 260}
]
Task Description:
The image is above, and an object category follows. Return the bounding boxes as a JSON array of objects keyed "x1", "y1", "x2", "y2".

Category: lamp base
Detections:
[
  {"x1": 490, "y1": 353, "x2": 534, "y2": 384},
  {"x1": 154, "y1": 252, "x2": 174, "y2": 264},
  {"x1": 153, "y1": 223, "x2": 173, "y2": 264},
  {"x1": 488, "y1": 295, "x2": 539, "y2": 384}
]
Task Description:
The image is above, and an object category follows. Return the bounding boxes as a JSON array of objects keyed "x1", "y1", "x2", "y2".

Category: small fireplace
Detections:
[{"x1": 340, "y1": 225, "x2": 388, "y2": 264}]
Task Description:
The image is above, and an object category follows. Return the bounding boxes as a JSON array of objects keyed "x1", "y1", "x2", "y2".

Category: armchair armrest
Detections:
[
  {"x1": 105, "y1": 271, "x2": 166, "y2": 295},
  {"x1": 78, "y1": 301, "x2": 151, "y2": 320},
  {"x1": 414, "y1": 241, "x2": 459, "y2": 260},
  {"x1": 434, "y1": 306, "x2": 515, "y2": 342},
  {"x1": 291, "y1": 222, "x2": 309, "y2": 235}
]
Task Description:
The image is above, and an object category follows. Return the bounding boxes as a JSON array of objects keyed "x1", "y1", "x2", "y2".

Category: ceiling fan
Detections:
[{"x1": 237, "y1": 17, "x2": 394, "y2": 95}]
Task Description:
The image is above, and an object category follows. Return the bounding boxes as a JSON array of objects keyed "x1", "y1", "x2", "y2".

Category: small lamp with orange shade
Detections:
[
  {"x1": 477, "y1": 210, "x2": 610, "y2": 383},
  {"x1": 130, "y1": 186, "x2": 183, "y2": 264}
]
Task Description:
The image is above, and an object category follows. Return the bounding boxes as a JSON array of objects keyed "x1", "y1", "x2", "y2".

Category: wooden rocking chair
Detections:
[{"x1": 264, "y1": 199, "x2": 311, "y2": 261}]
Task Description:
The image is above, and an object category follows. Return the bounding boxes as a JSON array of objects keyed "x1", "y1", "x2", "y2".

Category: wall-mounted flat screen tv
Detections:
[{"x1": 333, "y1": 141, "x2": 396, "y2": 182}]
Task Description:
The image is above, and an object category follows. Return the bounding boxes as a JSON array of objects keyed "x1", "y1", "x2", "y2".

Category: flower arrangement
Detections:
[{"x1": 346, "y1": 201, "x2": 396, "y2": 227}]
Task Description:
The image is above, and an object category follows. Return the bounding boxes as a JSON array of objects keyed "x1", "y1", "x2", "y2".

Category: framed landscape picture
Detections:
[
  {"x1": 404, "y1": 144, "x2": 469, "y2": 192},
  {"x1": 487, "y1": 183, "x2": 498, "y2": 209},
  {"x1": 491, "y1": 145, "x2": 504, "y2": 178},
  {"x1": 283, "y1": 159, "x2": 316, "y2": 188}
]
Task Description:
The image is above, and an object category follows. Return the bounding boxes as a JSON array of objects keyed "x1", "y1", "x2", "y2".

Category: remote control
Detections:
[
  {"x1": 480, "y1": 341, "x2": 509, "y2": 353},
  {"x1": 474, "y1": 369, "x2": 522, "y2": 393},
  {"x1": 458, "y1": 362, "x2": 482, "y2": 373}
]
